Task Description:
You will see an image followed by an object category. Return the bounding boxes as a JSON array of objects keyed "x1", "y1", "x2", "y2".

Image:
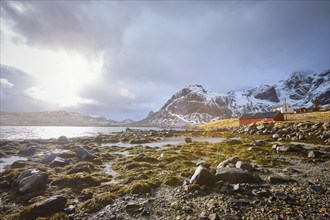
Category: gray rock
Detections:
[
  {"x1": 216, "y1": 168, "x2": 263, "y2": 184},
  {"x1": 208, "y1": 213, "x2": 221, "y2": 220},
  {"x1": 58, "y1": 136, "x2": 69, "y2": 144},
  {"x1": 20, "y1": 195, "x2": 67, "y2": 219},
  {"x1": 16, "y1": 169, "x2": 39, "y2": 184},
  {"x1": 251, "y1": 140, "x2": 267, "y2": 146},
  {"x1": 190, "y1": 165, "x2": 217, "y2": 186},
  {"x1": 74, "y1": 147, "x2": 95, "y2": 160},
  {"x1": 235, "y1": 161, "x2": 254, "y2": 172},
  {"x1": 18, "y1": 171, "x2": 48, "y2": 193},
  {"x1": 217, "y1": 157, "x2": 241, "y2": 169},
  {"x1": 267, "y1": 174, "x2": 295, "y2": 184},
  {"x1": 18, "y1": 146, "x2": 37, "y2": 156},
  {"x1": 248, "y1": 147, "x2": 262, "y2": 151},
  {"x1": 41, "y1": 153, "x2": 57, "y2": 164},
  {"x1": 231, "y1": 199, "x2": 250, "y2": 206}
]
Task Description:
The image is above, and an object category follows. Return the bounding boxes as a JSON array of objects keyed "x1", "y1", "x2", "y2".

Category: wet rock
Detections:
[
  {"x1": 190, "y1": 165, "x2": 217, "y2": 186},
  {"x1": 74, "y1": 147, "x2": 95, "y2": 160},
  {"x1": 235, "y1": 161, "x2": 254, "y2": 172},
  {"x1": 308, "y1": 150, "x2": 324, "y2": 158},
  {"x1": 50, "y1": 157, "x2": 67, "y2": 167},
  {"x1": 217, "y1": 157, "x2": 241, "y2": 168},
  {"x1": 216, "y1": 168, "x2": 263, "y2": 184},
  {"x1": 310, "y1": 185, "x2": 326, "y2": 194},
  {"x1": 267, "y1": 174, "x2": 295, "y2": 184},
  {"x1": 58, "y1": 136, "x2": 69, "y2": 144},
  {"x1": 41, "y1": 152, "x2": 57, "y2": 164},
  {"x1": 20, "y1": 195, "x2": 67, "y2": 219},
  {"x1": 18, "y1": 171, "x2": 48, "y2": 193},
  {"x1": 185, "y1": 137, "x2": 192, "y2": 143},
  {"x1": 18, "y1": 146, "x2": 37, "y2": 156},
  {"x1": 16, "y1": 169, "x2": 39, "y2": 184},
  {"x1": 252, "y1": 189, "x2": 272, "y2": 198}
]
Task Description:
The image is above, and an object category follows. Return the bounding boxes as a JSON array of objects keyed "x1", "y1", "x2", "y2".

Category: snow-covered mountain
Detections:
[
  {"x1": 137, "y1": 70, "x2": 330, "y2": 127},
  {"x1": 0, "y1": 111, "x2": 134, "y2": 126}
]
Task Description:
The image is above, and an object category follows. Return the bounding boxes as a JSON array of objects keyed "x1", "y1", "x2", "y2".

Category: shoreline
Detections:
[{"x1": 0, "y1": 122, "x2": 329, "y2": 219}]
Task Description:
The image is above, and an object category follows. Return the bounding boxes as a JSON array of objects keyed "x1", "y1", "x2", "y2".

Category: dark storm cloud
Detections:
[{"x1": 1, "y1": 1, "x2": 329, "y2": 120}]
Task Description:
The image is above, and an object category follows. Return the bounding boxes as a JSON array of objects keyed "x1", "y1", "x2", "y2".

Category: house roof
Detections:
[{"x1": 240, "y1": 111, "x2": 281, "y2": 119}]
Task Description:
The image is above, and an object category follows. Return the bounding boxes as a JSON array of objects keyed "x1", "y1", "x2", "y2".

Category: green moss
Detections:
[
  {"x1": 127, "y1": 180, "x2": 156, "y2": 195},
  {"x1": 51, "y1": 173, "x2": 100, "y2": 191},
  {"x1": 80, "y1": 192, "x2": 115, "y2": 213}
]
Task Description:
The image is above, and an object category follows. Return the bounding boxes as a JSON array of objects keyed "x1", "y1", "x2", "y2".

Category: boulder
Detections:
[
  {"x1": 74, "y1": 147, "x2": 95, "y2": 160},
  {"x1": 216, "y1": 168, "x2": 263, "y2": 184},
  {"x1": 18, "y1": 146, "x2": 37, "y2": 157},
  {"x1": 18, "y1": 171, "x2": 48, "y2": 193},
  {"x1": 41, "y1": 152, "x2": 57, "y2": 164},
  {"x1": 20, "y1": 195, "x2": 67, "y2": 219},
  {"x1": 16, "y1": 169, "x2": 39, "y2": 184},
  {"x1": 190, "y1": 165, "x2": 217, "y2": 186},
  {"x1": 58, "y1": 136, "x2": 69, "y2": 144},
  {"x1": 217, "y1": 157, "x2": 241, "y2": 169}
]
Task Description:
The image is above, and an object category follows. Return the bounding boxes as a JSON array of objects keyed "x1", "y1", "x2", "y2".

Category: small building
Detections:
[
  {"x1": 272, "y1": 103, "x2": 294, "y2": 114},
  {"x1": 239, "y1": 111, "x2": 284, "y2": 125},
  {"x1": 294, "y1": 107, "x2": 308, "y2": 113}
]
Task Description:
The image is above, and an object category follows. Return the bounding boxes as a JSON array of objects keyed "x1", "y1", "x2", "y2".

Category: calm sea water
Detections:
[{"x1": 0, "y1": 126, "x2": 161, "y2": 140}]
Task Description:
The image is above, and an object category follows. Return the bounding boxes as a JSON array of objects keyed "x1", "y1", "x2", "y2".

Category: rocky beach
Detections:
[{"x1": 0, "y1": 121, "x2": 329, "y2": 220}]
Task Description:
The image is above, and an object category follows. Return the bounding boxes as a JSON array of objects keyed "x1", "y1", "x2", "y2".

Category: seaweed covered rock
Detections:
[
  {"x1": 18, "y1": 146, "x2": 37, "y2": 157},
  {"x1": 20, "y1": 195, "x2": 67, "y2": 219},
  {"x1": 17, "y1": 170, "x2": 48, "y2": 193},
  {"x1": 190, "y1": 165, "x2": 216, "y2": 186},
  {"x1": 74, "y1": 147, "x2": 96, "y2": 160}
]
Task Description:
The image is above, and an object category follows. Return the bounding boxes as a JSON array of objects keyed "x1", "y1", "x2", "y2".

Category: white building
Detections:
[{"x1": 272, "y1": 103, "x2": 294, "y2": 114}]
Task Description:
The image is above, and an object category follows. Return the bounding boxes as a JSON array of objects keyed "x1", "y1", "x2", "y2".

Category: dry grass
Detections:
[
  {"x1": 199, "y1": 118, "x2": 239, "y2": 130},
  {"x1": 286, "y1": 111, "x2": 330, "y2": 122},
  {"x1": 200, "y1": 110, "x2": 329, "y2": 130}
]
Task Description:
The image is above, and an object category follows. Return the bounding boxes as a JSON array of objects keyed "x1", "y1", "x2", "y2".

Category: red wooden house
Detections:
[{"x1": 239, "y1": 111, "x2": 284, "y2": 125}]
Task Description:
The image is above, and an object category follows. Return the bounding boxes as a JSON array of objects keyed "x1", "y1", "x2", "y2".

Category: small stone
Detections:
[
  {"x1": 310, "y1": 185, "x2": 326, "y2": 194},
  {"x1": 185, "y1": 137, "x2": 192, "y2": 143},
  {"x1": 125, "y1": 203, "x2": 142, "y2": 214},
  {"x1": 171, "y1": 201, "x2": 180, "y2": 210},
  {"x1": 217, "y1": 157, "x2": 241, "y2": 168},
  {"x1": 251, "y1": 140, "x2": 266, "y2": 146},
  {"x1": 231, "y1": 199, "x2": 250, "y2": 206},
  {"x1": 308, "y1": 150, "x2": 324, "y2": 158},
  {"x1": 268, "y1": 174, "x2": 295, "y2": 184},
  {"x1": 208, "y1": 213, "x2": 221, "y2": 220}
]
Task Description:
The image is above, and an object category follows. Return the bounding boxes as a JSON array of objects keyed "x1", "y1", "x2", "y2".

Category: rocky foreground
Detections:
[{"x1": 0, "y1": 121, "x2": 329, "y2": 220}]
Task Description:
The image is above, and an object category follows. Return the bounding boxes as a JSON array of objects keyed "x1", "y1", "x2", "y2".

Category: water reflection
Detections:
[
  {"x1": 0, "y1": 156, "x2": 27, "y2": 172},
  {"x1": 102, "y1": 136, "x2": 225, "y2": 148}
]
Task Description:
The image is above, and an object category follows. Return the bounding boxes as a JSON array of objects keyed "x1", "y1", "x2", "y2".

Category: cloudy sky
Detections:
[{"x1": 1, "y1": 1, "x2": 329, "y2": 120}]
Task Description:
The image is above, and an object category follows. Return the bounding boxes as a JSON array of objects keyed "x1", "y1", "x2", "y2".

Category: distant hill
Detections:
[
  {"x1": 136, "y1": 69, "x2": 330, "y2": 127},
  {"x1": 0, "y1": 111, "x2": 135, "y2": 126}
]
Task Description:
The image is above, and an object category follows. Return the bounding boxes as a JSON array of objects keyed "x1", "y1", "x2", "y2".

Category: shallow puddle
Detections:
[
  {"x1": 102, "y1": 136, "x2": 225, "y2": 148},
  {"x1": 0, "y1": 156, "x2": 27, "y2": 172}
]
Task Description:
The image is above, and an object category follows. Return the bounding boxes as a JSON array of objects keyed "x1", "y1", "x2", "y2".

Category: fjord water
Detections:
[{"x1": 0, "y1": 126, "x2": 161, "y2": 140}]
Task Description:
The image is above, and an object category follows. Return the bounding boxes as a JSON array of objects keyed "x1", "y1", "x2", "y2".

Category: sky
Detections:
[{"x1": 0, "y1": 0, "x2": 329, "y2": 121}]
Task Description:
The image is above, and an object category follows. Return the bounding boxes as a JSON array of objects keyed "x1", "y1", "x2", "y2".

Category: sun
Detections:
[{"x1": 2, "y1": 38, "x2": 103, "y2": 107}]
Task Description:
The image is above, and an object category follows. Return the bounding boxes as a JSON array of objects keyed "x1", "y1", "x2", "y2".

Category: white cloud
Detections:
[
  {"x1": 120, "y1": 88, "x2": 136, "y2": 100},
  {"x1": 0, "y1": 78, "x2": 14, "y2": 89}
]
